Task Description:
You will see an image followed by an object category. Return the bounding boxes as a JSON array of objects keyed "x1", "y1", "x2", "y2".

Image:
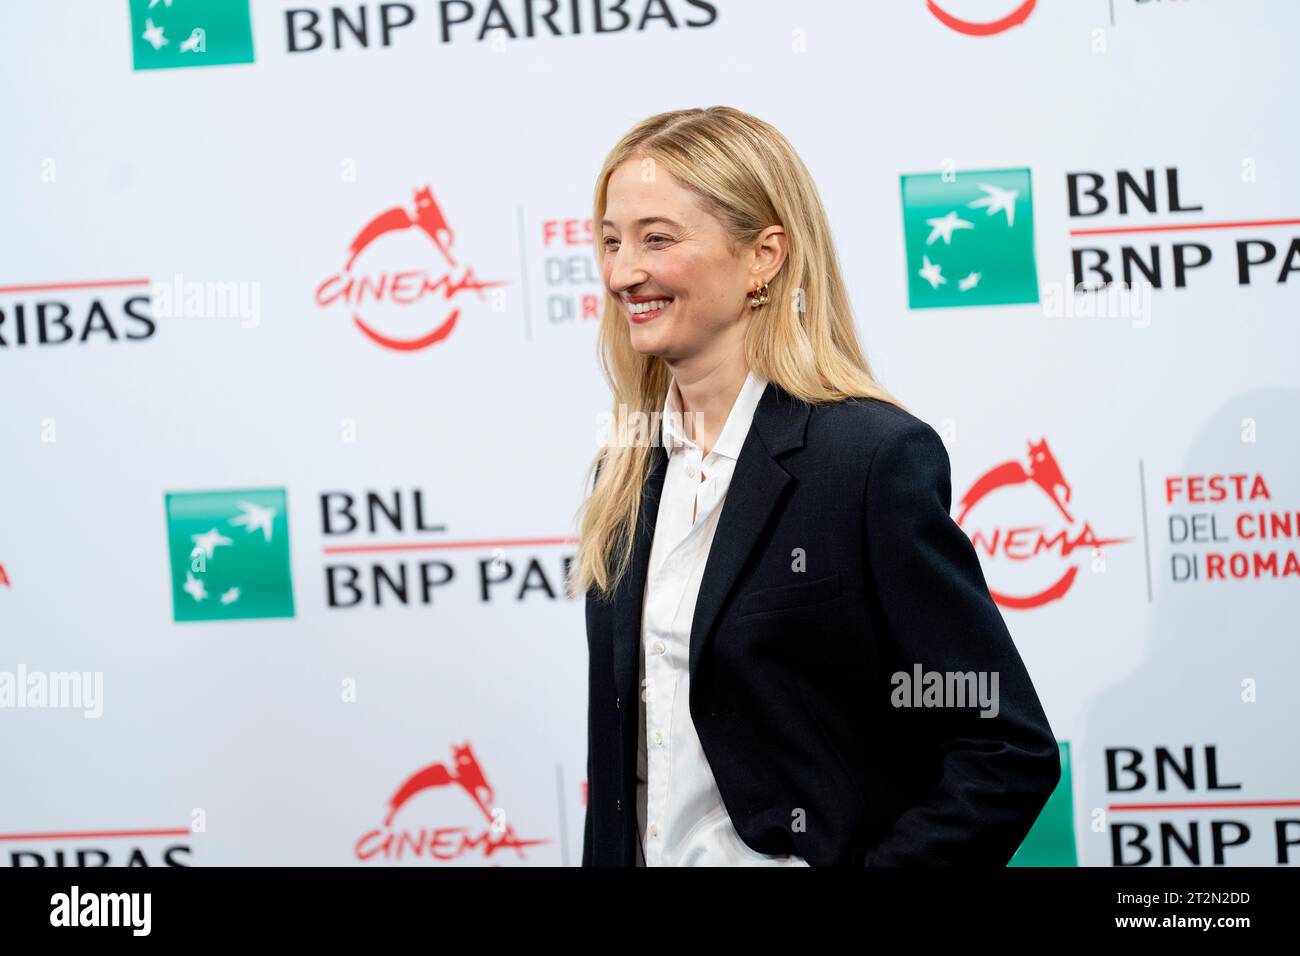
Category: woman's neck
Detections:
[{"x1": 670, "y1": 357, "x2": 749, "y2": 458}]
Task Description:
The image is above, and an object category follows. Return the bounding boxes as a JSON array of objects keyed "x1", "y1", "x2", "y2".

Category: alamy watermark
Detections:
[
  {"x1": 891, "y1": 664, "x2": 999, "y2": 718},
  {"x1": 1041, "y1": 276, "x2": 1153, "y2": 328},
  {"x1": 152, "y1": 272, "x2": 261, "y2": 328},
  {"x1": 596, "y1": 405, "x2": 705, "y2": 448},
  {"x1": 0, "y1": 664, "x2": 103, "y2": 718},
  {"x1": 50, "y1": 886, "x2": 150, "y2": 936}
]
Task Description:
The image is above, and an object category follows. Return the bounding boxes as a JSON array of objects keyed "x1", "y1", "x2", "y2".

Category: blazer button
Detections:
[
  {"x1": 616, "y1": 799, "x2": 622, "y2": 813},
  {"x1": 616, "y1": 696, "x2": 620, "y2": 710}
]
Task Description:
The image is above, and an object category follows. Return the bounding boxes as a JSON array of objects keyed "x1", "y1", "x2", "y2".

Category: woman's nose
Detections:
[{"x1": 607, "y1": 242, "x2": 647, "y2": 293}]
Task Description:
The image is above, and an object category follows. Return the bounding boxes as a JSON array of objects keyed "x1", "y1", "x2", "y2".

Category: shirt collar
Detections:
[{"x1": 660, "y1": 369, "x2": 770, "y2": 460}]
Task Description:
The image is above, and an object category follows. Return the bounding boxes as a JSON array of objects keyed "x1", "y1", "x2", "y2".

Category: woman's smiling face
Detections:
[{"x1": 601, "y1": 157, "x2": 758, "y2": 364}]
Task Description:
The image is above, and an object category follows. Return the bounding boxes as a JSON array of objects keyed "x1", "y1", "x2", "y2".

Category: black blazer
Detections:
[{"x1": 582, "y1": 381, "x2": 1060, "y2": 866}]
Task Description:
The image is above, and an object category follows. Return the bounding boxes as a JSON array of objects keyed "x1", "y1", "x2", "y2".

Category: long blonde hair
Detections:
[{"x1": 566, "y1": 106, "x2": 907, "y2": 602}]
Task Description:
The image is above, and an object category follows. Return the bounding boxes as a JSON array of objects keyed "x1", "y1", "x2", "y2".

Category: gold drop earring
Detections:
[{"x1": 749, "y1": 279, "x2": 769, "y2": 308}]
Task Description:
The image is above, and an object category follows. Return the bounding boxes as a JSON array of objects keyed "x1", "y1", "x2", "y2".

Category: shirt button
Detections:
[
  {"x1": 654, "y1": 641, "x2": 666, "y2": 655},
  {"x1": 654, "y1": 730, "x2": 663, "y2": 746},
  {"x1": 685, "y1": 467, "x2": 696, "y2": 478},
  {"x1": 650, "y1": 822, "x2": 659, "y2": 837}
]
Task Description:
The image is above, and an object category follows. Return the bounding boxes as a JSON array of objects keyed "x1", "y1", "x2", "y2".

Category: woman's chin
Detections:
[{"x1": 627, "y1": 327, "x2": 669, "y2": 356}]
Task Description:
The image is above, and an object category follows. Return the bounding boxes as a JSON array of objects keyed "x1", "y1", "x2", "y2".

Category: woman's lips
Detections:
[{"x1": 628, "y1": 299, "x2": 671, "y2": 324}]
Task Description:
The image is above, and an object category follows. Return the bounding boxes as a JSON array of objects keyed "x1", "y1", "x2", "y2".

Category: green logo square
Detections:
[
  {"x1": 129, "y1": 0, "x2": 255, "y2": 71},
  {"x1": 165, "y1": 489, "x2": 295, "y2": 622},
  {"x1": 1009, "y1": 741, "x2": 1077, "y2": 866},
  {"x1": 900, "y1": 167, "x2": 1039, "y2": 309}
]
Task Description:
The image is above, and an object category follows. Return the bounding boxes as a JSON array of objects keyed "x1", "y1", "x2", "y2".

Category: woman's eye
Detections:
[{"x1": 603, "y1": 235, "x2": 670, "y2": 250}]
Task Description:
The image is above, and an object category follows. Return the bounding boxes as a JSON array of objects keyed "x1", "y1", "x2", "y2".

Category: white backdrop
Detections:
[{"x1": 1, "y1": 0, "x2": 1296, "y2": 866}]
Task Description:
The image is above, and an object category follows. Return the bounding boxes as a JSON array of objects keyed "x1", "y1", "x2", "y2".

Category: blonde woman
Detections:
[{"x1": 569, "y1": 106, "x2": 1059, "y2": 867}]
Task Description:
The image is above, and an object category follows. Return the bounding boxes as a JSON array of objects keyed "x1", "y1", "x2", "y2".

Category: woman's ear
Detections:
[{"x1": 753, "y1": 225, "x2": 788, "y2": 281}]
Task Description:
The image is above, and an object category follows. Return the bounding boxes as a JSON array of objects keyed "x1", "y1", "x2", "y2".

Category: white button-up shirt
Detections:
[{"x1": 634, "y1": 369, "x2": 810, "y2": 866}]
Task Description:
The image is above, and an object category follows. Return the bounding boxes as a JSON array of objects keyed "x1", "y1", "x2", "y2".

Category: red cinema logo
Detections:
[
  {"x1": 316, "y1": 186, "x2": 507, "y2": 351},
  {"x1": 355, "y1": 742, "x2": 548, "y2": 864},
  {"x1": 956, "y1": 439, "x2": 1130, "y2": 609},
  {"x1": 927, "y1": 0, "x2": 1036, "y2": 35}
]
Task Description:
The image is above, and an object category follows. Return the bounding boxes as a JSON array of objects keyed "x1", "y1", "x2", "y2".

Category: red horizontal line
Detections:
[
  {"x1": 0, "y1": 827, "x2": 190, "y2": 842},
  {"x1": 1070, "y1": 217, "x2": 1300, "y2": 237},
  {"x1": 323, "y1": 536, "x2": 580, "y2": 555},
  {"x1": 1108, "y1": 799, "x2": 1300, "y2": 812},
  {"x1": 0, "y1": 278, "x2": 152, "y2": 294}
]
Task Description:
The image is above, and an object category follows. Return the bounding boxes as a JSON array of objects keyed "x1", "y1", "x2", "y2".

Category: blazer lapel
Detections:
[
  {"x1": 608, "y1": 382, "x2": 811, "y2": 712},
  {"x1": 687, "y1": 382, "x2": 809, "y2": 687}
]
